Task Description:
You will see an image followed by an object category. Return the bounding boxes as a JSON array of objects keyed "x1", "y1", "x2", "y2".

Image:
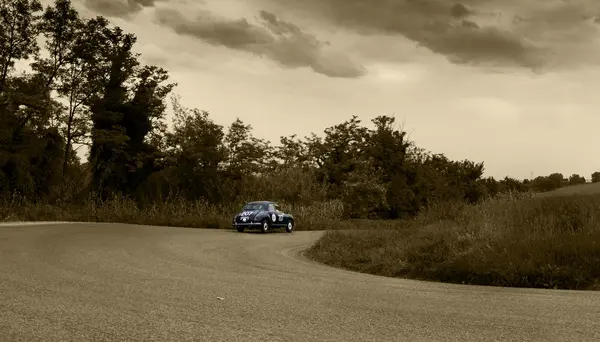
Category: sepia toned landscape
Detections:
[{"x1": 2, "y1": 0, "x2": 600, "y2": 340}]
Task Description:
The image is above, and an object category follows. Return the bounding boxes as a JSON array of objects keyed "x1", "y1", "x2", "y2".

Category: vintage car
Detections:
[{"x1": 232, "y1": 201, "x2": 294, "y2": 233}]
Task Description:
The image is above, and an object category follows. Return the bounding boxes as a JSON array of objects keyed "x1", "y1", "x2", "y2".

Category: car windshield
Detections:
[{"x1": 242, "y1": 203, "x2": 265, "y2": 211}]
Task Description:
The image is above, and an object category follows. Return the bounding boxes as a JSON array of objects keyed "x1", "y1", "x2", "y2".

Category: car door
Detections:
[
  {"x1": 267, "y1": 203, "x2": 279, "y2": 225},
  {"x1": 274, "y1": 203, "x2": 287, "y2": 226}
]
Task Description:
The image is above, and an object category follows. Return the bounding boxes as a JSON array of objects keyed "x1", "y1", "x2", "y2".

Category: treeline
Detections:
[
  {"x1": 0, "y1": 0, "x2": 591, "y2": 221},
  {"x1": 523, "y1": 172, "x2": 597, "y2": 192}
]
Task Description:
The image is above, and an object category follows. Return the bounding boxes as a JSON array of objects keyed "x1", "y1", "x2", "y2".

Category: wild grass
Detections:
[
  {"x1": 305, "y1": 191, "x2": 600, "y2": 290},
  {"x1": 0, "y1": 195, "x2": 348, "y2": 231}
]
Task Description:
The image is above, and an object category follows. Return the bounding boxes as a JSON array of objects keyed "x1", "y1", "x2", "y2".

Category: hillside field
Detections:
[{"x1": 537, "y1": 182, "x2": 600, "y2": 197}]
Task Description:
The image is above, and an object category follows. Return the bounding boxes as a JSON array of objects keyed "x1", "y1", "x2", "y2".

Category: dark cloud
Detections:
[
  {"x1": 154, "y1": 8, "x2": 365, "y2": 78},
  {"x1": 450, "y1": 3, "x2": 472, "y2": 18},
  {"x1": 82, "y1": 0, "x2": 163, "y2": 18},
  {"x1": 503, "y1": 0, "x2": 600, "y2": 69},
  {"x1": 422, "y1": 26, "x2": 533, "y2": 67},
  {"x1": 256, "y1": 0, "x2": 546, "y2": 69}
]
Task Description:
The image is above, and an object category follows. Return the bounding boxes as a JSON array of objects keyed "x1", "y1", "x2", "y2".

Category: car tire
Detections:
[
  {"x1": 260, "y1": 219, "x2": 269, "y2": 234},
  {"x1": 236, "y1": 226, "x2": 244, "y2": 233},
  {"x1": 285, "y1": 221, "x2": 293, "y2": 233}
]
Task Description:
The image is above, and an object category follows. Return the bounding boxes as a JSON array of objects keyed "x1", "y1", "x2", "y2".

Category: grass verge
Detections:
[
  {"x1": 305, "y1": 192, "x2": 600, "y2": 290},
  {"x1": 0, "y1": 196, "x2": 367, "y2": 231}
]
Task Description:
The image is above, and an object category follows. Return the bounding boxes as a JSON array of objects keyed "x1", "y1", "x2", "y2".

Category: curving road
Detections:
[{"x1": 1, "y1": 223, "x2": 599, "y2": 341}]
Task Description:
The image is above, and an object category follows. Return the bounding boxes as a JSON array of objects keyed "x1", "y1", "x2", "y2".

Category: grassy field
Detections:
[
  {"x1": 306, "y1": 186, "x2": 600, "y2": 290},
  {"x1": 536, "y1": 181, "x2": 600, "y2": 197}
]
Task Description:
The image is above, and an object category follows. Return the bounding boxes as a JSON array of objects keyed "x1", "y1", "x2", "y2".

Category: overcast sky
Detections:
[{"x1": 52, "y1": 0, "x2": 600, "y2": 179}]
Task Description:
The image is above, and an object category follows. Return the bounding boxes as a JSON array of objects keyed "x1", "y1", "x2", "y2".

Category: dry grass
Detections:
[
  {"x1": 537, "y1": 182, "x2": 600, "y2": 197},
  {"x1": 305, "y1": 191, "x2": 600, "y2": 290},
  {"x1": 0, "y1": 196, "x2": 349, "y2": 231}
]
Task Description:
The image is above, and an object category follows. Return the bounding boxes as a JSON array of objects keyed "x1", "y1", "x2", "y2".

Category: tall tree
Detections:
[
  {"x1": 163, "y1": 95, "x2": 226, "y2": 202},
  {"x1": 88, "y1": 28, "x2": 138, "y2": 199},
  {"x1": 366, "y1": 115, "x2": 416, "y2": 218},
  {"x1": 31, "y1": 0, "x2": 88, "y2": 177},
  {"x1": 31, "y1": 0, "x2": 80, "y2": 90},
  {"x1": 117, "y1": 65, "x2": 176, "y2": 197},
  {"x1": 276, "y1": 134, "x2": 310, "y2": 168},
  {"x1": 305, "y1": 115, "x2": 368, "y2": 198},
  {"x1": 0, "y1": 0, "x2": 42, "y2": 92},
  {"x1": 53, "y1": 16, "x2": 120, "y2": 178},
  {"x1": 223, "y1": 118, "x2": 272, "y2": 178},
  {"x1": 0, "y1": 74, "x2": 64, "y2": 199}
]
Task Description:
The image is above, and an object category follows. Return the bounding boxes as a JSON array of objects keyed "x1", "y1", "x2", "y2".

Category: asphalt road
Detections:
[{"x1": 1, "y1": 223, "x2": 599, "y2": 341}]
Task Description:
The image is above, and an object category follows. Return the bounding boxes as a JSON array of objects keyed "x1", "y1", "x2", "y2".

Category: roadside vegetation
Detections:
[
  {"x1": 1, "y1": 0, "x2": 599, "y2": 290},
  {"x1": 306, "y1": 189, "x2": 600, "y2": 290}
]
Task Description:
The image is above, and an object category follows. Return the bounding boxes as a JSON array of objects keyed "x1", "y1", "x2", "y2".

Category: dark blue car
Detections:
[{"x1": 232, "y1": 201, "x2": 295, "y2": 233}]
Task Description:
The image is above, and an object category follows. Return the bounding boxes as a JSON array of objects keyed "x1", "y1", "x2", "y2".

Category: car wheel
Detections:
[
  {"x1": 285, "y1": 221, "x2": 293, "y2": 233},
  {"x1": 260, "y1": 219, "x2": 269, "y2": 234},
  {"x1": 236, "y1": 226, "x2": 244, "y2": 233}
]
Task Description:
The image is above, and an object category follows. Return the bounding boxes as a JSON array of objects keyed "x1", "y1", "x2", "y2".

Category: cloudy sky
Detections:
[{"x1": 56, "y1": 0, "x2": 600, "y2": 179}]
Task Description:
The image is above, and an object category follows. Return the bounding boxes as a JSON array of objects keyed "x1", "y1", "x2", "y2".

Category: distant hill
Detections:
[{"x1": 536, "y1": 182, "x2": 600, "y2": 197}]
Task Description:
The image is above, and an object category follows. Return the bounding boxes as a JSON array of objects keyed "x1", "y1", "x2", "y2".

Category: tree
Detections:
[
  {"x1": 116, "y1": 65, "x2": 175, "y2": 197},
  {"x1": 591, "y1": 172, "x2": 600, "y2": 183},
  {"x1": 0, "y1": 74, "x2": 64, "y2": 199},
  {"x1": 568, "y1": 174, "x2": 586, "y2": 186},
  {"x1": 0, "y1": 0, "x2": 42, "y2": 92},
  {"x1": 32, "y1": 0, "x2": 88, "y2": 178},
  {"x1": 162, "y1": 95, "x2": 226, "y2": 202},
  {"x1": 87, "y1": 26, "x2": 176, "y2": 200},
  {"x1": 341, "y1": 162, "x2": 388, "y2": 219},
  {"x1": 223, "y1": 118, "x2": 272, "y2": 177},
  {"x1": 547, "y1": 173, "x2": 565, "y2": 188},
  {"x1": 88, "y1": 28, "x2": 138, "y2": 199},
  {"x1": 276, "y1": 134, "x2": 310, "y2": 168},
  {"x1": 479, "y1": 177, "x2": 499, "y2": 197},
  {"x1": 305, "y1": 115, "x2": 369, "y2": 198},
  {"x1": 499, "y1": 176, "x2": 525, "y2": 193},
  {"x1": 263, "y1": 166, "x2": 325, "y2": 206},
  {"x1": 367, "y1": 115, "x2": 415, "y2": 218},
  {"x1": 32, "y1": 0, "x2": 80, "y2": 90},
  {"x1": 532, "y1": 176, "x2": 556, "y2": 192}
]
